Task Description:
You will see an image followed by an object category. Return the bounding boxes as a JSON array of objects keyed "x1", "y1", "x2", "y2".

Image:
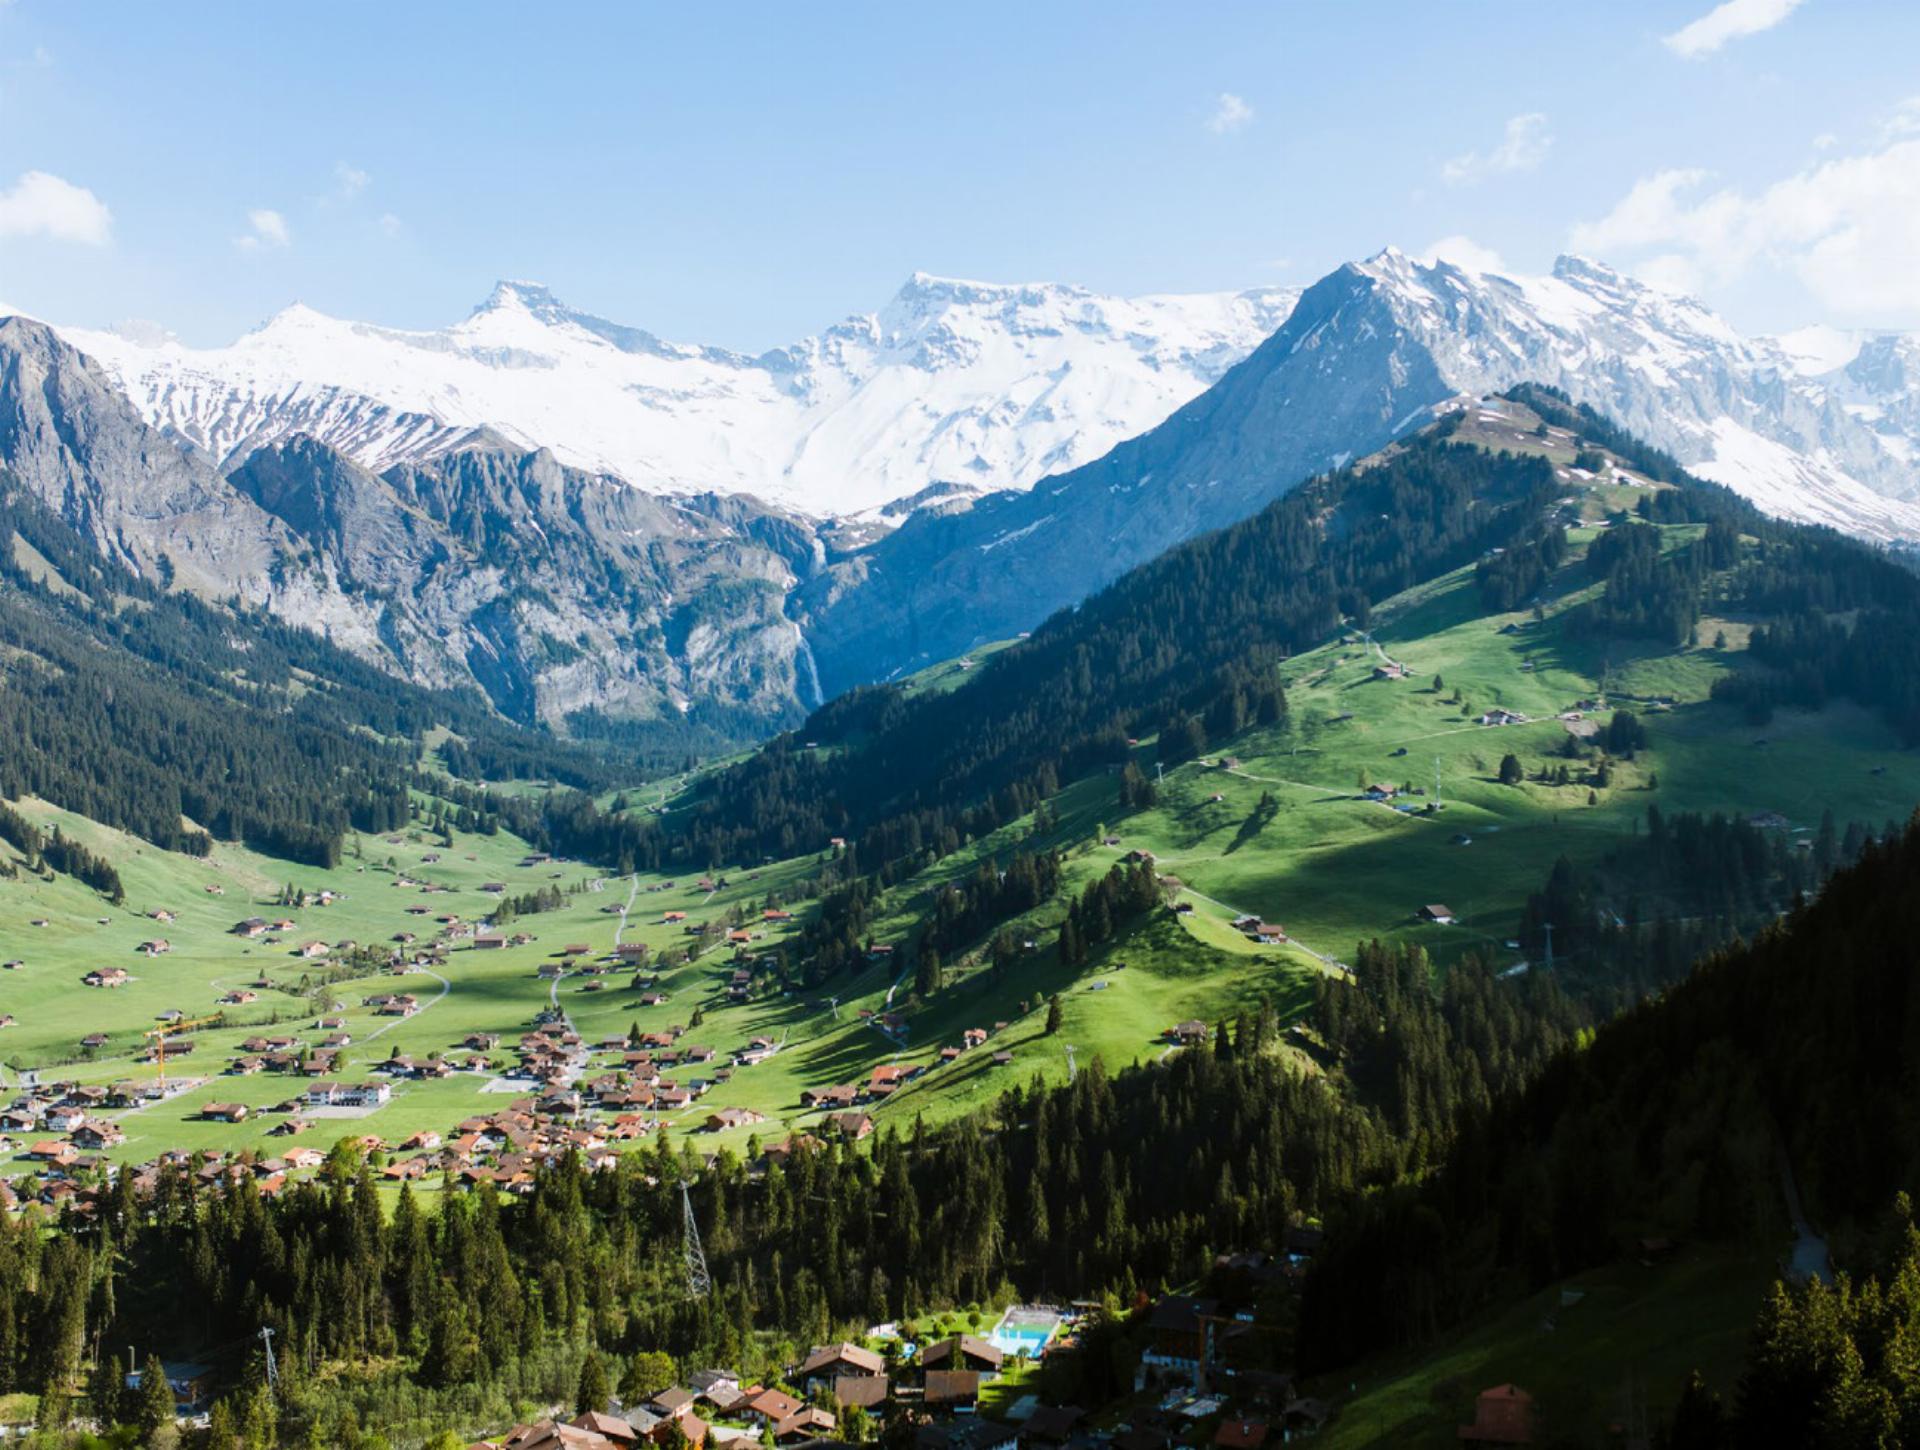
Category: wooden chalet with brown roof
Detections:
[{"x1": 1458, "y1": 1384, "x2": 1535, "y2": 1444}]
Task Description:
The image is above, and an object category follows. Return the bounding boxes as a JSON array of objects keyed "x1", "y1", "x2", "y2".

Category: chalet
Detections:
[
  {"x1": 923, "y1": 1371, "x2": 981, "y2": 1409},
  {"x1": 571, "y1": 1410, "x2": 642, "y2": 1444},
  {"x1": 84, "y1": 968, "x2": 131, "y2": 989},
  {"x1": 44, "y1": 1105, "x2": 88, "y2": 1131},
  {"x1": 992, "y1": 1051, "x2": 1013, "y2": 1067},
  {"x1": 1458, "y1": 1384, "x2": 1536, "y2": 1445},
  {"x1": 1167, "y1": 1020, "x2": 1209, "y2": 1046},
  {"x1": 1362, "y1": 783, "x2": 1397, "y2": 802},
  {"x1": 868, "y1": 1064, "x2": 916, "y2": 1097},
  {"x1": 81, "y1": 1031, "x2": 111, "y2": 1049},
  {"x1": 939, "y1": 1046, "x2": 961, "y2": 1063},
  {"x1": 922, "y1": 1334, "x2": 1004, "y2": 1377},
  {"x1": 222, "y1": 989, "x2": 259, "y2": 1005},
  {"x1": 802, "y1": 1084, "x2": 860, "y2": 1110},
  {"x1": 29, "y1": 1140, "x2": 79, "y2": 1166},
  {"x1": 231, "y1": 918, "x2": 269, "y2": 938},
  {"x1": 201, "y1": 1103, "x2": 250, "y2": 1123},
  {"x1": 650, "y1": 1387, "x2": 699, "y2": 1420},
  {"x1": 742, "y1": 1388, "x2": 802, "y2": 1426},
  {"x1": 616, "y1": 942, "x2": 651, "y2": 962},
  {"x1": 962, "y1": 1027, "x2": 989, "y2": 1049},
  {"x1": 1372, "y1": 661, "x2": 1407, "y2": 680},
  {"x1": 866, "y1": 943, "x2": 895, "y2": 962},
  {"x1": 473, "y1": 933, "x2": 507, "y2": 950},
  {"x1": 771, "y1": 1406, "x2": 836, "y2": 1443},
  {"x1": 72, "y1": 1122, "x2": 125, "y2": 1150},
  {"x1": 1478, "y1": 709, "x2": 1527, "y2": 727},
  {"x1": 283, "y1": 1146, "x2": 325, "y2": 1168},
  {"x1": 1416, "y1": 904, "x2": 1457, "y2": 926},
  {"x1": 229, "y1": 1056, "x2": 265, "y2": 1075},
  {"x1": 1252, "y1": 923, "x2": 1287, "y2": 944},
  {"x1": 687, "y1": 1370, "x2": 742, "y2": 1398},
  {"x1": 138, "y1": 938, "x2": 172, "y2": 956},
  {"x1": 832, "y1": 1374, "x2": 889, "y2": 1411},
  {"x1": 563, "y1": 943, "x2": 591, "y2": 957},
  {"x1": 150, "y1": 908, "x2": 177, "y2": 924},
  {"x1": 797, "y1": 1341, "x2": 885, "y2": 1391},
  {"x1": 827, "y1": 1111, "x2": 874, "y2": 1142},
  {"x1": 762, "y1": 909, "x2": 793, "y2": 923}
]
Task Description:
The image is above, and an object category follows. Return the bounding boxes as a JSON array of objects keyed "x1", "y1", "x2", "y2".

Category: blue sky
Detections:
[{"x1": 1, "y1": 1, "x2": 1915, "y2": 347}]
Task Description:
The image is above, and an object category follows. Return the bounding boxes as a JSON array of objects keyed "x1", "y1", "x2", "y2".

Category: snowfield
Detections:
[{"x1": 49, "y1": 276, "x2": 1300, "y2": 518}]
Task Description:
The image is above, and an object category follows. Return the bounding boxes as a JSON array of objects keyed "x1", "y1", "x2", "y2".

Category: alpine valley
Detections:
[{"x1": 9, "y1": 241, "x2": 1920, "y2": 1449}]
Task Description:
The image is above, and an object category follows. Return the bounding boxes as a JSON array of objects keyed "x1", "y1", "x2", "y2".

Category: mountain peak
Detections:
[{"x1": 475, "y1": 279, "x2": 563, "y2": 316}]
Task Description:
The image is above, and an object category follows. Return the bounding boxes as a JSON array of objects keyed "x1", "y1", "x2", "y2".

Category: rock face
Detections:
[
  {"x1": 0, "y1": 318, "x2": 818, "y2": 735},
  {"x1": 6, "y1": 251, "x2": 1920, "y2": 743}
]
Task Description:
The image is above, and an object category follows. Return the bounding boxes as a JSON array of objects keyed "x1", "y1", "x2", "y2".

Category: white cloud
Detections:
[
  {"x1": 0, "y1": 169, "x2": 111, "y2": 246},
  {"x1": 235, "y1": 208, "x2": 291, "y2": 251},
  {"x1": 1206, "y1": 92, "x2": 1253, "y2": 135},
  {"x1": 1886, "y1": 97, "x2": 1920, "y2": 140},
  {"x1": 377, "y1": 212, "x2": 405, "y2": 238},
  {"x1": 1812, "y1": 132, "x2": 1839, "y2": 151},
  {"x1": 1419, "y1": 236, "x2": 1508, "y2": 275},
  {"x1": 1663, "y1": 0, "x2": 1804, "y2": 58},
  {"x1": 1441, "y1": 113, "x2": 1552, "y2": 185},
  {"x1": 334, "y1": 161, "x2": 370, "y2": 198},
  {"x1": 1570, "y1": 129, "x2": 1920, "y2": 322}
]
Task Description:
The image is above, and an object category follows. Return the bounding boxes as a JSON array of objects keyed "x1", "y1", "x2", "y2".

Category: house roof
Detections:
[
  {"x1": 1148, "y1": 1295, "x2": 1217, "y2": 1333},
  {"x1": 799, "y1": 1342, "x2": 885, "y2": 1378},
  {"x1": 921, "y1": 1333, "x2": 1003, "y2": 1371},
  {"x1": 833, "y1": 1374, "x2": 889, "y2": 1409},
  {"x1": 747, "y1": 1388, "x2": 801, "y2": 1419},
  {"x1": 569, "y1": 1411, "x2": 639, "y2": 1442},
  {"x1": 1022, "y1": 1406, "x2": 1084, "y2": 1442},
  {"x1": 923, "y1": 1370, "x2": 981, "y2": 1404}
]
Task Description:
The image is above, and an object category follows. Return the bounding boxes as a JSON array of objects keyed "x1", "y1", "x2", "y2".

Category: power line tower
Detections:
[
  {"x1": 1064, "y1": 1044, "x2": 1077, "y2": 1083},
  {"x1": 258, "y1": 1326, "x2": 278, "y2": 1392},
  {"x1": 682, "y1": 1183, "x2": 711, "y2": 1298},
  {"x1": 1434, "y1": 754, "x2": 1443, "y2": 809}
]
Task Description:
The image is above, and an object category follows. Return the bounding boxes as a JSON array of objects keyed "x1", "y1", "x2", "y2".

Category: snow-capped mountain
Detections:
[
  {"x1": 53, "y1": 276, "x2": 1301, "y2": 517},
  {"x1": 794, "y1": 250, "x2": 1920, "y2": 695},
  {"x1": 1339, "y1": 250, "x2": 1920, "y2": 539}
]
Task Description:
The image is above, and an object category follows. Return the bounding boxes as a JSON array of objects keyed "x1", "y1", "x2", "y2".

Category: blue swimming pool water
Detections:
[{"x1": 989, "y1": 1320, "x2": 1059, "y2": 1356}]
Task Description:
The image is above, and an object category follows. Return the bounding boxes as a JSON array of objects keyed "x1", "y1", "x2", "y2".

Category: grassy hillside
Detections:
[
  {"x1": 7, "y1": 392, "x2": 1919, "y2": 1188},
  {"x1": 1316, "y1": 1245, "x2": 1779, "y2": 1448}
]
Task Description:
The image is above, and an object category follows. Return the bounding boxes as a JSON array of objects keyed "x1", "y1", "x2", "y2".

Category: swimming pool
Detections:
[{"x1": 989, "y1": 1308, "x2": 1062, "y2": 1357}]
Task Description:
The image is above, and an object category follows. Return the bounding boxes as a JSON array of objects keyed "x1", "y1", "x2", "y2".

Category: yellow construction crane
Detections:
[{"x1": 143, "y1": 1014, "x2": 226, "y2": 1086}]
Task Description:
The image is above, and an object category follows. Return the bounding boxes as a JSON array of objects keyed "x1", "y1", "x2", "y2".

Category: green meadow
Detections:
[{"x1": 6, "y1": 497, "x2": 1917, "y2": 1177}]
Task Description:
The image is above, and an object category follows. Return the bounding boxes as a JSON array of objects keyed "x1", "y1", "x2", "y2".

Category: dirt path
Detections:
[{"x1": 1181, "y1": 886, "x2": 1349, "y2": 975}]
